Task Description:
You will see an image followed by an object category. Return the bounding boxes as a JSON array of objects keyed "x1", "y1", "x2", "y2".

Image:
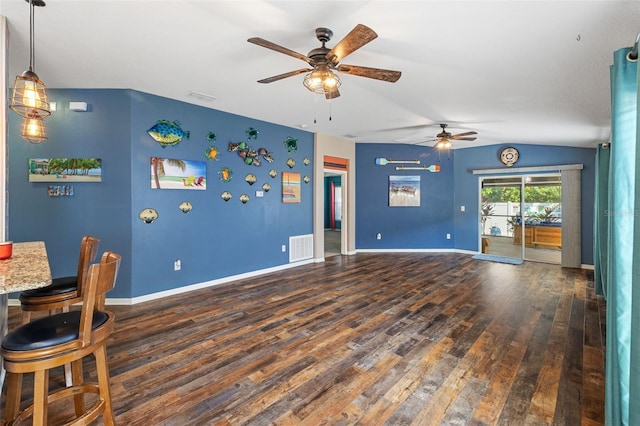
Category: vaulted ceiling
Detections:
[{"x1": 2, "y1": 1, "x2": 638, "y2": 149}]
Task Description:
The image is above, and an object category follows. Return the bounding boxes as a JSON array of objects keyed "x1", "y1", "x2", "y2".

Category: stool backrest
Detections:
[
  {"x1": 76, "y1": 235, "x2": 100, "y2": 297},
  {"x1": 79, "y1": 251, "x2": 121, "y2": 347}
]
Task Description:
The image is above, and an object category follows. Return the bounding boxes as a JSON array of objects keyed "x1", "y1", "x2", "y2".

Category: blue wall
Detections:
[
  {"x1": 454, "y1": 144, "x2": 595, "y2": 264},
  {"x1": 356, "y1": 143, "x2": 455, "y2": 249},
  {"x1": 355, "y1": 142, "x2": 596, "y2": 265},
  {"x1": 8, "y1": 88, "x2": 597, "y2": 301},
  {"x1": 8, "y1": 89, "x2": 314, "y2": 298},
  {"x1": 129, "y1": 91, "x2": 313, "y2": 297},
  {"x1": 8, "y1": 89, "x2": 133, "y2": 297}
]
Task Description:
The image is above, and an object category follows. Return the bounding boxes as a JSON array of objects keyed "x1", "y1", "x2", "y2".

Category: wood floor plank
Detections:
[{"x1": 1, "y1": 253, "x2": 605, "y2": 425}]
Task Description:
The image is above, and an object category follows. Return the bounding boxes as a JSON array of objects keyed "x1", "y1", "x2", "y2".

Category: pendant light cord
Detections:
[{"x1": 29, "y1": 0, "x2": 35, "y2": 71}]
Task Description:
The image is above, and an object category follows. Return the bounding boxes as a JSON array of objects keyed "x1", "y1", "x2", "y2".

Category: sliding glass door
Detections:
[
  {"x1": 481, "y1": 177, "x2": 524, "y2": 260},
  {"x1": 480, "y1": 174, "x2": 561, "y2": 264},
  {"x1": 523, "y1": 175, "x2": 562, "y2": 263}
]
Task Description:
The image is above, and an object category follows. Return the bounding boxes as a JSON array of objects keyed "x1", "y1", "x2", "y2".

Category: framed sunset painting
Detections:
[{"x1": 282, "y1": 172, "x2": 301, "y2": 203}]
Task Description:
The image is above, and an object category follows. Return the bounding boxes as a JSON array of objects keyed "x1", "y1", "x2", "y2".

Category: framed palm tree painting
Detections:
[
  {"x1": 150, "y1": 157, "x2": 207, "y2": 190},
  {"x1": 28, "y1": 158, "x2": 102, "y2": 182}
]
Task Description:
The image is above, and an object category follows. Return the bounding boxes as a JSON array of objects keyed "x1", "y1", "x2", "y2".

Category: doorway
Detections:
[
  {"x1": 480, "y1": 174, "x2": 562, "y2": 264},
  {"x1": 324, "y1": 172, "x2": 343, "y2": 257}
]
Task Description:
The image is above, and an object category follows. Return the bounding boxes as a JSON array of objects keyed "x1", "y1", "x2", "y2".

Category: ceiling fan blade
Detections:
[
  {"x1": 337, "y1": 64, "x2": 402, "y2": 82},
  {"x1": 257, "y1": 68, "x2": 312, "y2": 84},
  {"x1": 452, "y1": 137, "x2": 477, "y2": 141},
  {"x1": 248, "y1": 37, "x2": 314, "y2": 65},
  {"x1": 325, "y1": 24, "x2": 378, "y2": 64},
  {"x1": 325, "y1": 89, "x2": 340, "y2": 100},
  {"x1": 412, "y1": 138, "x2": 438, "y2": 145},
  {"x1": 452, "y1": 131, "x2": 478, "y2": 138}
]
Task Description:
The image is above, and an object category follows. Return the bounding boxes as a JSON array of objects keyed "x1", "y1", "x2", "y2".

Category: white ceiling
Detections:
[{"x1": 1, "y1": 0, "x2": 638, "y2": 149}]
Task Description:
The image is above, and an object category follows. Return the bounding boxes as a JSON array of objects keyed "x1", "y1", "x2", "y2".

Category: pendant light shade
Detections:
[
  {"x1": 10, "y1": 68, "x2": 50, "y2": 118},
  {"x1": 10, "y1": 0, "x2": 50, "y2": 145},
  {"x1": 20, "y1": 113, "x2": 48, "y2": 144}
]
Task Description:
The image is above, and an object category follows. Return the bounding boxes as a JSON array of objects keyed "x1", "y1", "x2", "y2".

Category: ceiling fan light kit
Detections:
[
  {"x1": 303, "y1": 63, "x2": 341, "y2": 94},
  {"x1": 431, "y1": 123, "x2": 478, "y2": 150},
  {"x1": 248, "y1": 24, "x2": 402, "y2": 100}
]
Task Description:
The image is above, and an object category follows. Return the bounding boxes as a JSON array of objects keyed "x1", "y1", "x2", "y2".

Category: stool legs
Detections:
[
  {"x1": 72, "y1": 359, "x2": 85, "y2": 417},
  {"x1": 4, "y1": 372, "x2": 23, "y2": 422},
  {"x1": 33, "y1": 369, "x2": 50, "y2": 425},
  {"x1": 95, "y1": 345, "x2": 115, "y2": 426}
]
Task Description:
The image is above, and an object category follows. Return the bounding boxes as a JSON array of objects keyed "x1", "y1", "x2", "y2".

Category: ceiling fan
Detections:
[
  {"x1": 247, "y1": 24, "x2": 402, "y2": 99},
  {"x1": 427, "y1": 124, "x2": 478, "y2": 149}
]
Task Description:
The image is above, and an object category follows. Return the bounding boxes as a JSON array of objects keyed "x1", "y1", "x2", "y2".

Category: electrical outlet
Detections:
[
  {"x1": 174, "y1": 259, "x2": 181, "y2": 271},
  {"x1": 281, "y1": 245, "x2": 286, "y2": 252},
  {"x1": 446, "y1": 233, "x2": 451, "y2": 240},
  {"x1": 376, "y1": 233, "x2": 382, "y2": 240},
  {"x1": 461, "y1": 205, "x2": 465, "y2": 212}
]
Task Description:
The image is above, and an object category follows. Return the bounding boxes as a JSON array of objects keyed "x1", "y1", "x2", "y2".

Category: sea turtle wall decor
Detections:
[
  {"x1": 283, "y1": 136, "x2": 298, "y2": 153},
  {"x1": 219, "y1": 167, "x2": 232, "y2": 182},
  {"x1": 205, "y1": 145, "x2": 220, "y2": 161}
]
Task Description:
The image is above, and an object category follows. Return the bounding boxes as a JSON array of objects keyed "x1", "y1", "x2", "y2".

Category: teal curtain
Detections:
[
  {"x1": 602, "y1": 47, "x2": 639, "y2": 426},
  {"x1": 594, "y1": 145, "x2": 610, "y2": 296}
]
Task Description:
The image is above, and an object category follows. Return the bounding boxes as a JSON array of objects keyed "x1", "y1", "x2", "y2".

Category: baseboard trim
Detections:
[
  {"x1": 8, "y1": 259, "x2": 315, "y2": 306},
  {"x1": 356, "y1": 248, "x2": 476, "y2": 255}
]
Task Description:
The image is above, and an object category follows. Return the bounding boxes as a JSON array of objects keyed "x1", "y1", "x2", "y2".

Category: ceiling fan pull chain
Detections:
[{"x1": 313, "y1": 94, "x2": 318, "y2": 124}]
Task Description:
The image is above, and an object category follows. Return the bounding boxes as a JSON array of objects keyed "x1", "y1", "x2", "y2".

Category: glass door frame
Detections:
[
  {"x1": 479, "y1": 174, "x2": 526, "y2": 260},
  {"x1": 479, "y1": 172, "x2": 562, "y2": 263}
]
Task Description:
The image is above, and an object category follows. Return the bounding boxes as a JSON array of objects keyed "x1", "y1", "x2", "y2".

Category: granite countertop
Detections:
[{"x1": 0, "y1": 241, "x2": 52, "y2": 294}]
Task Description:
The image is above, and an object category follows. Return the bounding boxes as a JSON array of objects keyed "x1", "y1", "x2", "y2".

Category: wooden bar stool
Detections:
[
  {"x1": 20, "y1": 235, "x2": 100, "y2": 323},
  {"x1": 2, "y1": 251, "x2": 121, "y2": 426}
]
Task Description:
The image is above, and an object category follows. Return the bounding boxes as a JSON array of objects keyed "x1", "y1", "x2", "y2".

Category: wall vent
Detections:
[{"x1": 289, "y1": 234, "x2": 313, "y2": 262}]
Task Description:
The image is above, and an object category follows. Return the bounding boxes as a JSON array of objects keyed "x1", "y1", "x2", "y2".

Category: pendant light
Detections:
[
  {"x1": 20, "y1": 113, "x2": 47, "y2": 144},
  {"x1": 9, "y1": 0, "x2": 50, "y2": 121}
]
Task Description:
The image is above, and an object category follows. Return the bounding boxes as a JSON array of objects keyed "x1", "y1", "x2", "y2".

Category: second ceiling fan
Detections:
[
  {"x1": 427, "y1": 124, "x2": 478, "y2": 150},
  {"x1": 248, "y1": 24, "x2": 402, "y2": 99}
]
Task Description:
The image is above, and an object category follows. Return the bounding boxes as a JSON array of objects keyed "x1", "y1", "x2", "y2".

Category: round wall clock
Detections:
[{"x1": 500, "y1": 147, "x2": 519, "y2": 167}]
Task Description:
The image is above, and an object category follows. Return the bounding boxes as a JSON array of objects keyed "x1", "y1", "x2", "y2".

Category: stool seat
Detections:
[
  {"x1": 20, "y1": 276, "x2": 77, "y2": 298},
  {"x1": 3, "y1": 311, "x2": 108, "y2": 351},
  {"x1": 20, "y1": 236, "x2": 100, "y2": 324}
]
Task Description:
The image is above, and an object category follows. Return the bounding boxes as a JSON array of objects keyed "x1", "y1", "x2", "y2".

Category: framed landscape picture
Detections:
[
  {"x1": 389, "y1": 175, "x2": 420, "y2": 207},
  {"x1": 150, "y1": 157, "x2": 207, "y2": 190},
  {"x1": 28, "y1": 158, "x2": 102, "y2": 182}
]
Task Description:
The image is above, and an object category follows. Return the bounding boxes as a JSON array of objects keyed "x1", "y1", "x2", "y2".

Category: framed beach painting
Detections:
[
  {"x1": 150, "y1": 157, "x2": 207, "y2": 190},
  {"x1": 28, "y1": 158, "x2": 102, "y2": 182},
  {"x1": 282, "y1": 172, "x2": 301, "y2": 203},
  {"x1": 389, "y1": 175, "x2": 421, "y2": 207}
]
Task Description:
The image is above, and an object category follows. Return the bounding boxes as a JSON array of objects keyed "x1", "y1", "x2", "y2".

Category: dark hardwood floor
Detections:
[{"x1": 1, "y1": 253, "x2": 605, "y2": 425}]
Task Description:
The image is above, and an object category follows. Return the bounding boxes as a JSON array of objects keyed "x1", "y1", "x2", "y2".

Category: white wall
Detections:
[{"x1": 313, "y1": 132, "x2": 356, "y2": 260}]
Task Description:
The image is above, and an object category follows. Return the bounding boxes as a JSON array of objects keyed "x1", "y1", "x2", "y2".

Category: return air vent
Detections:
[{"x1": 289, "y1": 234, "x2": 313, "y2": 263}]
